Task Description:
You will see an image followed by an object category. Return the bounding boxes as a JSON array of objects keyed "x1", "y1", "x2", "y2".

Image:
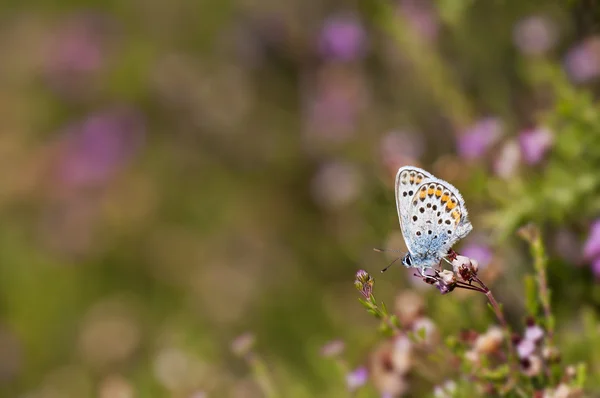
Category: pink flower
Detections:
[
  {"x1": 346, "y1": 367, "x2": 368, "y2": 391},
  {"x1": 513, "y1": 16, "x2": 557, "y2": 56},
  {"x1": 564, "y1": 37, "x2": 600, "y2": 83},
  {"x1": 519, "y1": 127, "x2": 553, "y2": 165},
  {"x1": 583, "y1": 220, "x2": 600, "y2": 261},
  {"x1": 318, "y1": 14, "x2": 367, "y2": 61},
  {"x1": 457, "y1": 118, "x2": 503, "y2": 160}
]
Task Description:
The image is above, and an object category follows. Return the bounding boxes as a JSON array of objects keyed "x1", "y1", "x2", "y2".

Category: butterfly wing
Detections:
[
  {"x1": 395, "y1": 166, "x2": 434, "y2": 254},
  {"x1": 403, "y1": 178, "x2": 472, "y2": 269}
]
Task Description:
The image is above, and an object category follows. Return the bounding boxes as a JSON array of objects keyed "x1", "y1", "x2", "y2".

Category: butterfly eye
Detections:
[{"x1": 404, "y1": 255, "x2": 412, "y2": 266}]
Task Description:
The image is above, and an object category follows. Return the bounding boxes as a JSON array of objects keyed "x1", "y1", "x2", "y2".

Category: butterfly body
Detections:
[{"x1": 395, "y1": 166, "x2": 472, "y2": 272}]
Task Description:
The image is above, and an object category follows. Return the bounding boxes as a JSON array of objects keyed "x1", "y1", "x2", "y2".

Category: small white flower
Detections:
[
  {"x1": 434, "y1": 380, "x2": 457, "y2": 398},
  {"x1": 412, "y1": 317, "x2": 438, "y2": 346},
  {"x1": 524, "y1": 325, "x2": 544, "y2": 342},
  {"x1": 517, "y1": 338, "x2": 536, "y2": 359},
  {"x1": 391, "y1": 335, "x2": 413, "y2": 374},
  {"x1": 474, "y1": 326, "x2": 504, "y2": 354}
]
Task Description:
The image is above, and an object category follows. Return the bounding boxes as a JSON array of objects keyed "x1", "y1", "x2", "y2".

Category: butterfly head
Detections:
[{"x1": 401, "y1": 253, "x2": 414, "y2": 268}]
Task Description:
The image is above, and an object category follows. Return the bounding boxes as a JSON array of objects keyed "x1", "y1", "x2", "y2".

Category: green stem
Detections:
[
  {"x1": 530, "y1": 232, "x2": 554, "y2": 343},
  {"x1": 247, "y1": 353, "x2": 278, "y2": 398}
]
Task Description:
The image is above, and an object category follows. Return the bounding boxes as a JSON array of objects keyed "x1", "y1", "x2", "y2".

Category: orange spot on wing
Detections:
[
  {"x1": 446, "y1": 201, "x2": 457, "y2": 211},
  {"x1": 451, "y1": 210, "x2": 461, "y2": 223},
  {"x1": 419, "y1": 190, "x2": 426, "y2": 200},
  {"x1": 435, "y1": 188, "x2": 442, "y2": 197},
  {"x1": 427, "y1": 187, "x2": 434, "y2": 195},
  {"x1": 441, "y1": 195, "x2": 449, "y2": 203}
]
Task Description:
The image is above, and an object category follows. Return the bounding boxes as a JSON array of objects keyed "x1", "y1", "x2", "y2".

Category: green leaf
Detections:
[
  {"x1": 380, "y1": 300, "x2": 389, "y2": 316},
  {"x1": 358, "y1": 298, "x2": 372, "y2": 310},
  {"x1": 480, "y1": 364, "x2": 509, "y2": 382},
  {"x1": 389, "y1": 314, "x2": 401, "y2": 329}
]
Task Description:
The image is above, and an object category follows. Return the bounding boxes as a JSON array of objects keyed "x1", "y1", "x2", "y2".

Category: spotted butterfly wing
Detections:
[
  {"x1": 395, "y1": 166, "x2": 435, "y2": 254},
  {"x1": 404, "y1": 178, "x2": 472, "y2": 270}
]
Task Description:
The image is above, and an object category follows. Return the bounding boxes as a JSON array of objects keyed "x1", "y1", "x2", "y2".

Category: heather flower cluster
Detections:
[{"x1": 351, "y1": 225, "x2": 588, "y2": 396}]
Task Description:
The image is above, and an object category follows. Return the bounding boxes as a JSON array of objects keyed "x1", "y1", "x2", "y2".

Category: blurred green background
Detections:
[{"x1": 1, "y1": 0, "x2": 600, "y2": 397}]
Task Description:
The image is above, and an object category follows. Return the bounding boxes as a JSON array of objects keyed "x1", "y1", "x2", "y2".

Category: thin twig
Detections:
[{"x1": 472, "y1": 275, "x2": 519, "y2": 383}]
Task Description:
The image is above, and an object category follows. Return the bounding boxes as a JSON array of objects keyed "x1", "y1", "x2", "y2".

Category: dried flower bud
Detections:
[
  {"x1": 474, "y1": 326, "x2": 504, "y2": 354},
  {"x1": 439, "y1": 270, "x2": 456, "y2": 285},
  {"x1": 452, "y1": 255, "x2": 478, "y2": 281},
  {"x1": 355, "y1": 270, "x2": 374, "y2": 298},
  {"x1": 522, "y1": 355, "x2": 542, "y2": 377},
  {"x1": 518, "y1": 223, "x2": 540, "y2": 243}
]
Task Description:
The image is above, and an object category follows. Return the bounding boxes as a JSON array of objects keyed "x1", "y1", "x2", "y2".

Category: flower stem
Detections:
[
  {"x1": 247, "y1": 353, "x2": 278, "y2": 398},
  {"x1": 472, "y1": 275, "x2": 519, "y2": 382}
]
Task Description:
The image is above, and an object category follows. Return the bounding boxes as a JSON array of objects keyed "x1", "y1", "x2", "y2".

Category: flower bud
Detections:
[{"x1": 355, "y1": 270, "x2": 374, "y2": 298}]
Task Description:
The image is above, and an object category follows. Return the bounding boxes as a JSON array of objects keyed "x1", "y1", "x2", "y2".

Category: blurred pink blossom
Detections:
[
  {"x1": 592, "y1": 257, "x2": 600, "y2": 278},
  {"x1": 564, "y1": 37, "x2": 600, "y2": 83},
  {"x1": 460, "y1": 242, "x2": 492, "y2": 269},
  {"x1": 583, "y1": 220, "x2": 600, "y2": 261},
  {"x1": 318, "y1": 14, "x2": 367, "y2": 62},
  {"x1": 380, "y1": 130, "x2": 425, "y2": 173},
  {"x1": 346, "y1": 366, "x2": 368, "y2": 391},
  {"x1": 513, "y1": 16, "x2": 557, "y2": 56},
  {"x1": 494, "y1": 139, "x2": 521, "y2": 179},
  {"x1": 311, "y1": 161, "x2": 362, "y2": 208},
  {"x1": 44, "y1": 12, "x2": 116, "y2": 97},
  {"x1": 457, "y1": 118, "x2": 503, "y2": 160},
  {"x1": 57, "y1": 107, "x2": 145, "y2": 188},
  {"x1": 518, "y1": 127, "x2": 553, "y2": 165}
]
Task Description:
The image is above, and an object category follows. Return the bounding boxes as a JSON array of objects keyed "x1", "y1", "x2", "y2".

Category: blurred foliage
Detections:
[{"x1": 0, "y1": 0, "x2": 600, "y2": 397}]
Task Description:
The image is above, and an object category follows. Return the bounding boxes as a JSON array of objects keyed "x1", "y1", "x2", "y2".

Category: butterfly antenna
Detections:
[
  {"x1": 380, "y1": 256, "x2": 401, "y2": 273},
  {"x1": 373, "y1": 248, "x2": 403, "y2": 253}
]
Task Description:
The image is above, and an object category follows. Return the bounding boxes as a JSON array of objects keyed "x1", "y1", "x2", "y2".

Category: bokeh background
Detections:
[{"x1": 2, "y1": 0, "x2": 600, "y2": 397}]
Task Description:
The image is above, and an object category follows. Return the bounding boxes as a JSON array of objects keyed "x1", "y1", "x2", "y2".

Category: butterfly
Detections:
[{"x1": 394, "y1": 165, "x2": 472, "y2": 272}]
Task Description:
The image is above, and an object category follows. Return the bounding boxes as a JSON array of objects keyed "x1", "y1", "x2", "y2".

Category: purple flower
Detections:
[
  {"x1": 44, "y1": 12, "x2": 116, "y2": 97},
  {"x1": 524, "y1": 325, "x2": 544, "y2": 342},
  {"x1": 592, "y1": 257, "x2": 600, "y2": 278},
  {"x1": 58, "y1": 107, "x2": 145, "y2": 188},
  {"x1": 460, "y1": 243, "x2": 492, "y2": 269},
  {"x1": 457, "y1": 118, "x2": 503, "y2": 160},
  {"x1": 346, "y1": 366, "x2": 368, "y2": 391},
  {"x1": 564, "y1": 37, "x2": 600, "y2": 83},
  {"x1": 519, "y1": 127, "x2": 553, "y2": 165},
  {"x1": 513, "y1": 16, "x2": 557, "y2": 56},
  {"x1": 517, "y1": 338, "x2": 536, "y2": 359},
  {"x1": 583, "y1": 220, "x2": 600, "y2": 261},
  {"x1": 318, "y1": 14, "x2": 367, "y2": 62}
]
